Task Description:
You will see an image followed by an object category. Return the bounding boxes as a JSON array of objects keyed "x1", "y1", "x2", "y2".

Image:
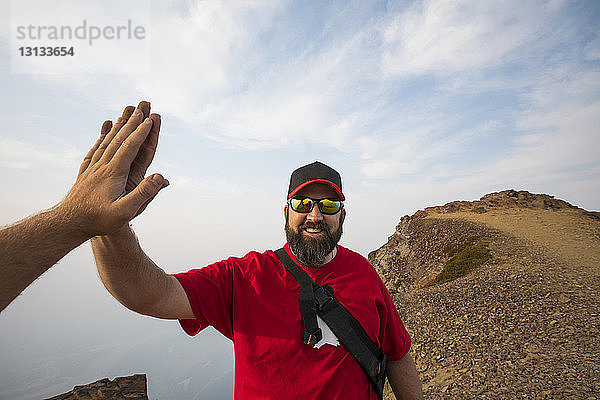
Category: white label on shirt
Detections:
[{"x1": 314, "y1": 315, "x2": 340, "y2": 349}]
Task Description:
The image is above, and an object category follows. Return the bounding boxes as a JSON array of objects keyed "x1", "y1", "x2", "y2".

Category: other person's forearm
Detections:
[
  {"x1": 91, "y1": 225, "x2": 174, "y2": 317},
  {"x1": 0, "y1": 205, "x2": 89, "y2": 311}
]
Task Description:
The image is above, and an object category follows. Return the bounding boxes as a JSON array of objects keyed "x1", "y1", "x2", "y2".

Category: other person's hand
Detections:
[{"x1": 59, "y1": 102, "x2": 168, "y2": 237}]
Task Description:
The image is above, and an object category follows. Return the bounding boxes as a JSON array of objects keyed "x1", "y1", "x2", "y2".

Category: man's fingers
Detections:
[
  {"x1": 127, "y1": 113, "x2": 161, "y2": 191},
  {"x1": 108, "y1": 116, "x2": 154, "y2": 172},
  {"x1": 78, "y1": 120, "x2": 112, "y2": 176},
  {"x1": 115, "y1": 173, "x2": 169, "y2": 220},
  {"x1": 148, "y1": 113, "x2": 161, "y2": 147},
  {"x1": 138, "y1": 101, "x2": 151, "y2": 119},
  {"x1": 101, "y1": 120, "x2": 114, "y2": 136},
  {"x1": 122, "y1": 105, "x2": 135, "y2": 120},
  {"x1": 132, "y1": 173, "x2": 169, "y2": 218},
  {"x1": 100, "y1": 108, "x2": 147, "y2": 164},
  {"x1": 89, "y1": 105, "x2": 136, "y2": 166},
  {"x1": 143, "y1": 113, "x2": 161, "y2": 166}
]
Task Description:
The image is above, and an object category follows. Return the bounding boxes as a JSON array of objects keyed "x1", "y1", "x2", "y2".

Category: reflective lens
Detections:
[
  {"x1": 319, "y1": 199, "x2": 342, "y2": 214},
  {"x1": 289, "y1": 198, "x2": 314, "y2": 213},
  {"x1": 288, "y1": 198, "x2": 343, "y2": 215}
]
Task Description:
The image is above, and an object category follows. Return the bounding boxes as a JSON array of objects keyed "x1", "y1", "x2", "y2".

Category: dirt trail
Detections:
[{"x1": 428, "y1": 209, "x2": 600, "y2": 274}]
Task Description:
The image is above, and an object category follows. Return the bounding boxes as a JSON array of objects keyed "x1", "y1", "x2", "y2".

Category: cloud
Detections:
[
  {"x1": 584, "y1": 34, "x2": 600, "y2": 61},
  {"x1": 503, "y1": 68, "x2": 600, "y2": 177},
  {"x1": 1, "y1": 0, "x2": 597, "y2": 195},
  {"x1": 171, "y1": 174, "x2": 250, "y2": 198},
  {"x1": 358, "y1": 117, "x2": 502, "y2": 180},
  {"x1": 132, "y1": 0, "x2": 286, "y2": 120},
  {"x1": 3, "y1": 1, "x2": 392, "y2": 154},
  {"x1": 350, "y1": 0, "x2": 599, "y2": 189},
  {"x1": 372, "y1": 60, "x2": 600, "y2": 211},
  {"x1": 0, "y1": 136, "x2": 80, "y2": 170},
  {"x1": 380, "y1": 0, "x2": 562, "y2": 76}
]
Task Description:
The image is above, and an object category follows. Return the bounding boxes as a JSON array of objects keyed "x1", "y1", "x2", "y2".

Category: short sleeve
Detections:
[
  {"x1": 173, "y1": 259, "x2": 235, "y2": 339},
  {"x1": 378, "y1": 282, "x2": 412, "y2": 361}
]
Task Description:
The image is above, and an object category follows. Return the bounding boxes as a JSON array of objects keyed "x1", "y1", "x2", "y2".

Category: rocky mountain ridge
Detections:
[
  {"x1": 47, "y1": 374, "x2": 148, "y2": 399},
  {"x1": 369, "y1": 190, "x2": 599, "y2": 399},
  {"x1": 417, "y1": 189, "x2": 586, "y2": 215}
]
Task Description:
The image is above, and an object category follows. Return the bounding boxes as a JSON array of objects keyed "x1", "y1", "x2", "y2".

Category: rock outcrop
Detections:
[
  {"x1": 418, "y1": 189, "x2": 582, "y2": 215},
  {"x1": 47, "y1": 374, "x2": 148, "y2": 400}
]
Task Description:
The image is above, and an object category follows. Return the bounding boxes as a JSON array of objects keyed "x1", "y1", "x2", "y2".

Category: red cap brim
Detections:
[{"x1": 287, "y1": 179, "x2": 345, "y2": 200}]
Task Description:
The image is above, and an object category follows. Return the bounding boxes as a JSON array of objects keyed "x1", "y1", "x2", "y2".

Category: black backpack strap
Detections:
[
  {"x1": 274, "y1": 248, "x2": 322, "y2": 346},
  {"x1": 314, "y1": 285, "x2": 387, "y2": 400},
  {"x1": 274, "y1": 248, "x2": 387, "y2": 400}
]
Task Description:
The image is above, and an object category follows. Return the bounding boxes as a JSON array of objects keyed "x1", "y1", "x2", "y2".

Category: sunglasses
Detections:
[{"x1": 288, "y1": 197, "x2": 344, "y2": 215}]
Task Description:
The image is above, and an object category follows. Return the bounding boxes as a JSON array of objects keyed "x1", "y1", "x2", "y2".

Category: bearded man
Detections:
[{"x1": 92, "y1": 109, "x2": 423, "y2": 400}]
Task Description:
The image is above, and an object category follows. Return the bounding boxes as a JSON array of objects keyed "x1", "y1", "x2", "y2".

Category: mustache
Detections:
[{"x1": 301, "y1": 221, "x2": 328, "y2": 231}]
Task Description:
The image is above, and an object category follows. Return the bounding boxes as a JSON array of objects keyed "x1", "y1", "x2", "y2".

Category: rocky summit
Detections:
[
  {"x1": 46, "y1": 374, "x2": 148, "y2": 400},
  {"x1": 369, "y1": 190, "x2": 600, "y2": 399}
]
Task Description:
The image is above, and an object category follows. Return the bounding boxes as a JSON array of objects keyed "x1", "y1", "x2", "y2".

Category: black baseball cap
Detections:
[{"x1": 287, "y1": 161, "x2": 345, "y2": 200}]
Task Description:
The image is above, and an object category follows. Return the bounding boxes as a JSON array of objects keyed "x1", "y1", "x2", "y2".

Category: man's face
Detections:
[{"x1": 284, "y1": 183, "x2": 345, "y2": 267}]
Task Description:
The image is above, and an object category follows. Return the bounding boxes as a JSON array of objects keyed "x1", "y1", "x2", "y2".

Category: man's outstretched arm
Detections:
[
  {"x1": 387, "y1": 352, "x2": 424, "y2": 400},
  {"x1": 0, "y1": 103, "x2": 169, "y2": 312},
  {"x1": 90, "y1": 102, "x2": 193, "y2": 320},
  {"x1": 91, "y1": 225, "x2": 193, "y2": 319}
]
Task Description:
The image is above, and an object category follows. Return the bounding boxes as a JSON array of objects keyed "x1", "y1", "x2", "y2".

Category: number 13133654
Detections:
[{"x1": 18, "y1": 46, "x2": 75, "y2": 56}]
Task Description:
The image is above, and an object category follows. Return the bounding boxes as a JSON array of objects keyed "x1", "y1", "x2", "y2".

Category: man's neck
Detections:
[{"x1": 321, "y1": 246, "x2": 338, "y2": 265}]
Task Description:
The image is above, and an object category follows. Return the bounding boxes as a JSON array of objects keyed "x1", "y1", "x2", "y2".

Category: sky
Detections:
[{"x1": 0, "y1": 0, "x2": 599, "y2": 398}]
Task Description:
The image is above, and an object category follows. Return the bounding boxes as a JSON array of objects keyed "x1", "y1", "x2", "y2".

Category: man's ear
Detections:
[
  {"x1": 340, "y1": 208, "x2": 346, "y2": 224},
  {"x1": 284, "y1": 204, "x2": 289, "y2": 221}
]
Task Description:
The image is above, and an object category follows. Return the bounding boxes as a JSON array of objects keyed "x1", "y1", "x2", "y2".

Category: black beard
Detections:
[{"x1": 285, "y1": 216, "x2": 343, "y2": 267}]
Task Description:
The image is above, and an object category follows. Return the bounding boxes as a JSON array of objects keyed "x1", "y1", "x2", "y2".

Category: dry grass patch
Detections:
[{"x1": 427, "y1": 236, "x2": 491, "y2": 286}]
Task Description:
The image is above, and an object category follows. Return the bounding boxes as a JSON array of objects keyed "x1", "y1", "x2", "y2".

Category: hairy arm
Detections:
[
  {"x1": 91, "y1": 226, "x2": 193, "y2": 319},
  {"x1": 0, "y1": 207, "x2": 89, "y2": 311},
  {"x1": 387, "y1": 352, "x2": 424, "y2": 400}
]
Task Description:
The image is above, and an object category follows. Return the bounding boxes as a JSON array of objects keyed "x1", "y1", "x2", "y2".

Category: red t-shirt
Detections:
[{"x1": 174, "y1": 244, "x2": 411, "y2": 399}]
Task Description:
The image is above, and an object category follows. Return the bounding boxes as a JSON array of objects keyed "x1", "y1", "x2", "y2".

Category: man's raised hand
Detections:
[
  {"x1": 125, "y1": 101, "x2": 162, "y2": 217},
  {"x1": 60, "y1": 102, "x2": 168, "y2": 237}
]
